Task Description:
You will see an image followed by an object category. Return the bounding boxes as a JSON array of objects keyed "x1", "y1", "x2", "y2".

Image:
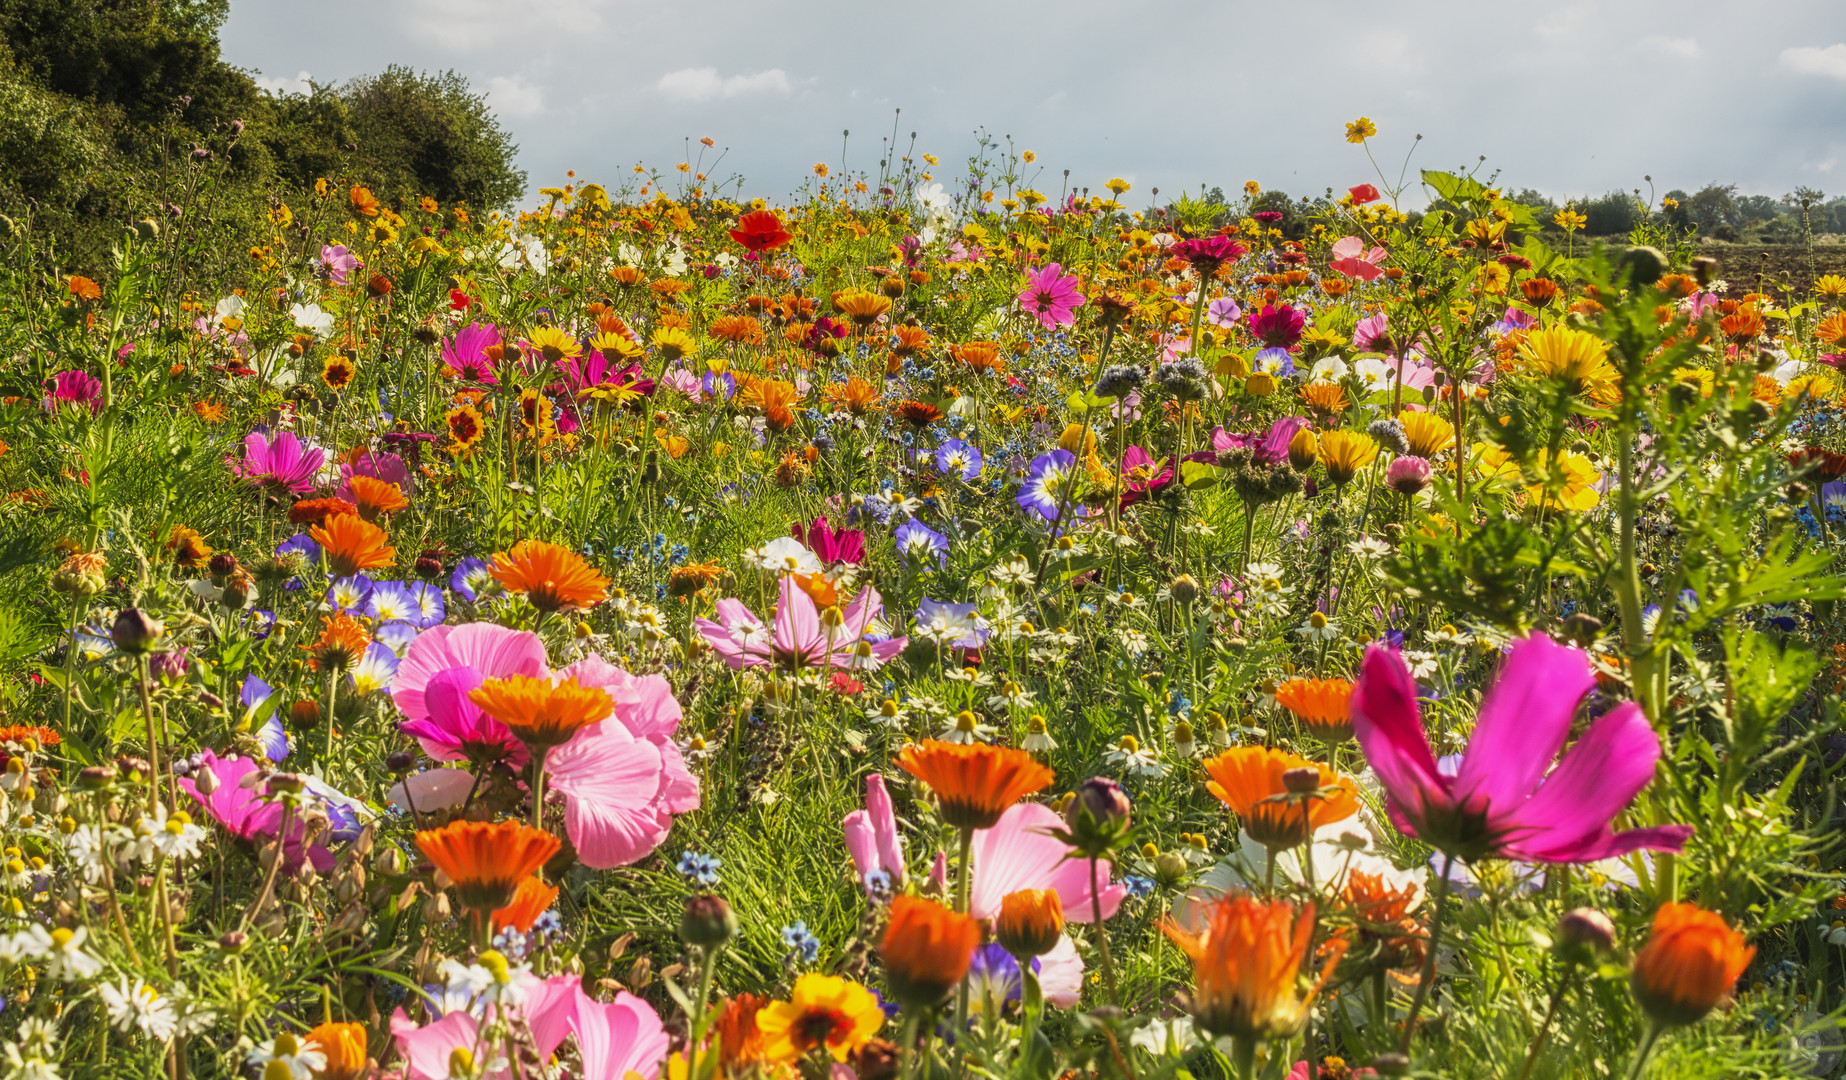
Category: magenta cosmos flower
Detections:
[
  {"x1": 237, "y1": 430, "x2": 327, "y2": 493},
  {"x1": 1169, "y1": 235, "x2": 1247, "y2": 276},
  {"x1": 1017, "y1": 262, "x2": 1085, "y2": 330},
  {"x1": 794, "y1": 516, "x2": 865, "y2": 565},
  {"x1": 45, "y1": 370, "x2": 102, "y2": 414},
  {"x1": 695, "y1": 577, "x2": 908, "y2": 672},
  {"x1": 441, "y1": 322, "x2": 501, "y2": 383},
  {"x1": 1351, "y1": 632, "x2": 1693, "y2": 863}
]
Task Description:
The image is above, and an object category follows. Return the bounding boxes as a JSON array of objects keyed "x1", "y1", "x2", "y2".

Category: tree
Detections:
[{"x1": 340, "y1": 66, "x2": 524, "y2": 209}]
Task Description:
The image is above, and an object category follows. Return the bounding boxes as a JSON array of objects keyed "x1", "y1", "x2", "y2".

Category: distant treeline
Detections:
[{"x1": 0, "y1": 0, "x2": 526, "y2": 266}]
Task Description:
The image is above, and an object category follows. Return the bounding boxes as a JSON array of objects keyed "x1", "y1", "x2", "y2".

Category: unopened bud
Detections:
[
  {"x1": 1556, "y1": 907, "x2": 1616, "y2": 955},
  {"x1": 679, "y1": 894, "x2": 737, "y2": 947},
  {"x1": 1282, "y1": 766, "x2": 1321, "y2": 795},
  {"x1": 110, "y1": 608, "x2": 165, "y2": 653}
]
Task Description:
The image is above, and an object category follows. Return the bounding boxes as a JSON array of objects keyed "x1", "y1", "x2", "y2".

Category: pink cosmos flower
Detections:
[
  {"x1": 393, "y1": 623, "x2": 550, "y2": 765},
  {"x1": 1017, "y1": 262, "x2": 1085, "y2": 330},
  {"x1": 795, "y1": 516, "x2": 865, "y2": 565},
  {"x1": 1350, "y1": 632, "x2": 1694, "y2": 863},
  {"x1": 968, "y1": 802, "x2": 1126, "y2": 1007},
  {"x1": 695, "y1": 578, "x2": 908, "y2": 672},
  {"x1": 1353, "y1": 312, "x2": 1392, "y2": 353},
  {"x1": 1169, "y1": 236, "x2": 1247, "y2": 276},
  {"x1": 568, "y1": 987, "x2": 671, "y2": 1079},
  {"x1": 337, "y1": 450, "x2": 415, "y2": 501},
  {"x1": 441, "y1": 322, "x2": 501, "y2": 383},
  {"x1": 555, "y1": 655, "x2": 699, "y2": 815},
  {"x1": 1117, "y1": 446, "x2": 1175, "y2": 509},
  {"x1": 843, "y1": 773, "x2": 906, "y2": 888},
  {"x1": 544, "y1": 719, "x2": 672, "y2": 869},
  {"x1": 45, "y1": 371, "x2": 102, "y2": 414},
  {"x1": 1329, "y1": 236, "x2": 1387, "y2": 282},
  {"x1": 178, "y1": 751, "x2": 334, "y2": 872},
  {"x1": 660, "y1": 367, "x2": 703, "y2": 401},
  {"x1": 1248, "y1": 304, "x2": 1306, "y2": 350},
  {"x1": 1205, "y1": 297, "x2": 1244, "y2": 329},
  {"x1": 237, "y1": 430, "x2": 327, "y2": 493},
  {"x1": 391, "y1": 974, "x2": 590, "y2": 1080},
  {"x1": 320, "y1": 243, "x2": 358, "y2": 286}
]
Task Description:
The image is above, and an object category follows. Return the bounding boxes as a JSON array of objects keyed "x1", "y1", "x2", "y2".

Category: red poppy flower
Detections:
[
  {"x1": 729, "y1": 209, "x2": 793, "y2": 253},
  {"x1": 1348, "y1": 183, "x2": 1381, "y2": 205}
]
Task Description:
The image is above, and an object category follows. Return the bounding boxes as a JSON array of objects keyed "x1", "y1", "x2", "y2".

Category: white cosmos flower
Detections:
[
  {"x1": 213, "y1": 295, "x2": 246, "y2": 320},
  {"x1": 289, "y1": 302, "x2": 334, "y2": 337},
  {"x1": 745, "y1": 536, "x2": 822, "y2": 575}
]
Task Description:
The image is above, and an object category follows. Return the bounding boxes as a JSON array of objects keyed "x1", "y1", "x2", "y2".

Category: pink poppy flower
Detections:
[
  {"x1": 695, "y1": 578, "x2": 908, "y2": 672},
  {"x1": 1017, "y1": 262, "x2": 1085, "y2": 330},
  {"x1": 237, "y1": 430, "x2": 327, "y2": 493},
  {"x1": 441, "y1": 322, "x2": 501, "y2": 383},
  {"x1": 967, "y1": 802, "x2": 1126, "y2": 1008},
  {"x1": 843, "y1": 773, "x2": 906, "y2": 888},
  {"x1": 1329, "y1": 236, "x2": 1387, "y2": 282},
  {"x1": 1351, "y1": 632, "x2": 1694, "y2": 863}
]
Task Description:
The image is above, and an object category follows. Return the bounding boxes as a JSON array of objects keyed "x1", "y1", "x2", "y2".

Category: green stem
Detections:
[
  {"x1": 1516, "y1": 967, "x2": 1575, "y2": 1080},
  {"x1": 1229, "y1": 1034, "x2": 1256, "y2": 1080},
  {"x1": 1398, "y1": 852, "x2": 1454, "y2": 1055},
  {"x1": 321, "y1": 668, "x2": 339, "y2": 775},
  {"x1": 1623, "y1": 1019, "x2": 1666, "y2": 1080},
  {"x1": 138, "y1": 658, "x2": 161, "y2": 815},
  {"x1": 1090, "y1": 854, "x2": 1119, "y2": 1007}
]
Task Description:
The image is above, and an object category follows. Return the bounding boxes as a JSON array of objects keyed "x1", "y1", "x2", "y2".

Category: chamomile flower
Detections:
[
  {"x1": 1296, "y1": 612, "x2": 1341, "y2": 643},
  {"x1": 865, "y1": 699, "x2": 907, "y2": 729},
  {"x1": 1021, "y1": 714, "x2": 1058, "y2": 753},
  {"x1": 24, "y1": 925, "x2": 100, "y2": 981},
  {"x1": 1117, "y1": 628, "x2": 1152, "y2": 657},
  {"x1": 1347, "y1": 536, "x2": 1392, "y2": 561},
  {"x1": 991, "y1": 556, "x2": 1035, "y2": 587},
  {"x1": 247, "y1": 1031, "x2": 327, "y2": 1079},
  {"x1": 1428, "y1": 623, "x2": 1470, "y2": 647},
  {"x1": 97, "y1": 977, "x2": 177, "y2": 1041},
  {"x1": 938, "y1": 710, "x2": 997, "y2": 744},
  {"x1": 985, "y1": 679, "x2": 1037, "y2": 712},
  {"x1": 1104, "y1": 735, "x2": 1167, "y2": 778}
]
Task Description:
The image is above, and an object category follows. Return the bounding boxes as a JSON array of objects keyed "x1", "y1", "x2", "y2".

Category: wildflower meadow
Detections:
[{"x1": 1, "y1": 64, "x2": 1846, "y2": 1080}]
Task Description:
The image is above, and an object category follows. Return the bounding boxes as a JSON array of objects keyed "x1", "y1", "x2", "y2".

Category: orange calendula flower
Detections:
[
  {"x1": 290, "y1": 498, "x2": 359, "y2": 528},
  {"x1": 880, "y1": 895, "x2": 981, "y2": 1008},
  {"x1": 310, "y1": 514, "x2": 397, "y2": 578},
  {"x1": 893, "y1": 400, "x2": 943, "y2": 428},
  {"x1": 1631, "y1": 903, "x2": 1754, "y2": 1026},
  {"x1": 714, "y1": 993, "x2": 773, "y2": 1073},
  {"x1": 303, "y1": 1021, "x2": 368, "y2": 1080},
  {"x1": 1163, "y1": 893, "x2": 1346, "y2": 1041},
  {"x1": 346, "y1": 475, "x2": 408, "y2": 521},
  {"x1": 67, "y1": 275, "x2": 101, "y2": 302},
  {"x1": 667, "y1": 561, "x2": 724, "y2": 598},
  {"x1": 1201, "y1": 746, "x2": 1359, "y2": 851},
  {"x1": 822, "y1": 377, "x2": 881, "y2": 416},
  {"x1": 889, "y1": 324, "x2": 932, "y2": 358},
  {"x1": 191, "y1": 399, "x2": 226, "y2": 423},
  {"x1": 349, "y1": 185, "x2": 380, "y2": 216},
  {"x1": 415, "y1": 819, "x2": 561, "y2": 913},
  {"x1": 897, "y1": 740, "x2": 1054, "y2": 830},
  {"x1": 492, "y1": 875, "x2": 560, "y2": 933},
  {"x1": 321, "y1": 354, "x2": 357, "y2": 391},
  {"x1": 1273, "y1": 677, "x2": 1355, "y2": 743},
  {"x1": 833, "y1": 288, "x2": 892, "y2": 327},
  {"x1": 491, "y1": 539, "x2": 609, "y2": 613},
  {"x1": 952, "y1": 340, "x2": 1003, "y2": 373},
  {"x1": 0, "y1": 725, "x2": 59, "y2": 749},
  {"x1": 995, "y1": 888, "x2": 1064, "y2": 960},
  {"x1": 755, "y1": 974, "x2": 883, "y2": 1064},
  {"x1": 468, "y1": 674, "x2": 611, "y2": 750},
  {"x1": 165, "y1": 525, "x2": 213, "y2": 569},
  {"x1": 302, "y1": 614, "x2": 371, "y2": 672}
]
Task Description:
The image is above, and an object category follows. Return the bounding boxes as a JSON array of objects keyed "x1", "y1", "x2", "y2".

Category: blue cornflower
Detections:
[
  {"x1": 678, "y1": 851, "x2": 722, "y2": 886},
  {"x1": 1122, "y1": 875, "x2": 1156, "y2": 899},
  {"x1": 782, "y1": 921, "x2": 821, "y2": 963}
]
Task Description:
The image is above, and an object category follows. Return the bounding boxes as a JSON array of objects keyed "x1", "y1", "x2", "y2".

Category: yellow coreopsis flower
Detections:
[
  {"x1": 526, "y1": 326, "x2": 581, "y2": 364},
  {"x1": 1318, "y1": 430, "x2": 1379, "y2": 485},
  {"x1": 1345, "y1": 117, "x2": 1377, "y2": 143},
  {"x1": 1554, "y1": 209, "x2": 1587, "y2": 232},
  {"x1": 651, "y1": 326, "x2": 696, "y2": 362}
]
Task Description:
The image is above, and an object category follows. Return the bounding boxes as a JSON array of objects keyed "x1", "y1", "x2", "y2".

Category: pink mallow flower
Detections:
[
  {"x1": 1350, "y1": 632, "x2": 1693, "y2": 863},
  {"x1": 337, "y1": 450, "x2": 415, "y2": 501},
  {"x1": 1017, "y1": 262, "x2": 1085, "y2": 330},
  {"x1": 967, "y1": 802, "x2": 1126, "y2": 1008},
  {"x1": 320, "y1": 243, "x2": 358, "y2": 286},
  {"x1": 695, "y1": 578, "x2": 908, "y2": 672},
  {"x1": 1329, "y1": 235, "x2": 1387, "y2": 281},
  {"x1": 237, "y1": 430, "x2": 327, "y2": 494}
]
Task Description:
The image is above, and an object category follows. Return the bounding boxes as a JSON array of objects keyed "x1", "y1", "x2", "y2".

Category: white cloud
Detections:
[
  {"x1": 485, "y1": 76, "x2": 545, "y2": 119},
  {"x1": 255, "y1": 70, "x2": 313, "y2": 96},
  {"x1": 1533, "y1": 1, "x2": 1593, "y2": 42},
  {"x1": 655, "y1": 67, "x2": 792, "y2": 103},
  {"x1": 1781, "y1": 43, "x2": 1846, "y2": 80},
  {"x1": 1640, "y1": 35, "x2": 1701, "y2": 59},
  {"x1": 400, "y1": 0, "x2": 617, "y2": 52}
]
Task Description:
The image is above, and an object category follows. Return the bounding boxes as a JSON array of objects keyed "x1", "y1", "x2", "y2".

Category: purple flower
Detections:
[
  {"x1": 893, "y1": 518, "x2": 949, "y2": 569},
  {"x1": 914, "y1": 598, "x2": 987, "y2": 649},
  {"x1": 1017, "y1": 449, "x2": 1078, "y2": 521},
  {"x1": 1206, "y1": 297, "x2": 1244, "y2": 329},
  {"x1": 239, "y1": 675, "x2": 289, "y2": 762},
  {"x1": 1351, "y1": 633, "x2": 1694, "y2": 863},
  {"x1": 449, "y1": 556, "x2": 493, "y2": 602},
  {"x1": 327, "y1": 575, "x2": 375, "y2": 614},
  {"x1": 1210, "y1": 416, "x2": 1309, "y2": 467},
  {"x1": 1017, "y1": 262, "x2": 1085, "y2": 330},
  {"x1": 238, "y1": 430, "x2": 326, "y2": 494},
  {"x1": 935, "y1": 439, "x2": 983, "y2": 482}
]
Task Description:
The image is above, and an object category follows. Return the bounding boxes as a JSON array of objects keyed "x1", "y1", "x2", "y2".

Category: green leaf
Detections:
[{"x1": 1179, "y1": 461, "x2": 1220, "y2": 490}]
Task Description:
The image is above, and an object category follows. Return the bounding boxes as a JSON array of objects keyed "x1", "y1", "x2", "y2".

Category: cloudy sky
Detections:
[{"x1": 221, "y1": 0, "x2": 1846, "y2": 208}]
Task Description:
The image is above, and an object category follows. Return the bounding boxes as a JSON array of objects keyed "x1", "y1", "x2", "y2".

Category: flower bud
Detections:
[
  {"x1": 1555, "y1": 907, "x2": 1616, "y2": 957},
  {"x1": 679, "y1": 894, "x2": 738, "y2": 948},
  {"x1": 193, "y1": 767, "x2": 219, "y2": 797},
  {"x1": 995, "y1": 888, "x2": 1063, "y2": 960},
  {"x1": 1153, "y1": 850, "x2": 1189, "y2": 889},
  {"x1": 110, "y1": 608, "x2": 164, "y2": 653},
  {"x1": 1169, "y1": 574, "x2": 1199, "y2": 605},
  {"x1": 217, "y1": 930, "x2": 249, "y2": 953},
  {"x1": 1282, "y1": 766, "x2": 1322, "y2": 795},
  {"x1": 1386, "y1": 455, "x2": 1433, "y2": 495},
  {"x1": 207, "y1": 552, "x2": 240, "y2": 586}
]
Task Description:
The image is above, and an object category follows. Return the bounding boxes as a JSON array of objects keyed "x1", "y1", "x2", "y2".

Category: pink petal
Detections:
[
  {"x1": 1351, "y1": 645, "x2": 1448, "y2": 813},
  {"x1": 522, "y1": 975, "x2": 584, "y2": 1061},
  {"x1": 969, "y1": 803, "x2": 1123, "y2": 922},
  {"x1": 774, "y1": 577, "x2": 823, "y2": 663},
  {"x1": 393, "y1": 623, "x2": 549, "y2": 723},
  {"x1": 843, "y1": 810, "x2": 879, "y2": 881},
  {"x1": 570, "y1": 989, "x2": 670, "y2": 1080},
  {"x1": 865, "y1": 774, "x2": 905, "y2": 883},
  {"x1": 391, "y1": 1009, "x2": 479, "y2": 1080},
  {"x1": 1035, "y1": 934, "x2": 1086, "y2": 1008},
  {"x1": 1500, "y1": 702, "x2": 1682, "y2": 861},
  {"x1": 547, "y1": 723, "x2": 670, "y2": 869},
  {"x1": 1453, "y1": 633, "x2": 1593, "y2": 825}
]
